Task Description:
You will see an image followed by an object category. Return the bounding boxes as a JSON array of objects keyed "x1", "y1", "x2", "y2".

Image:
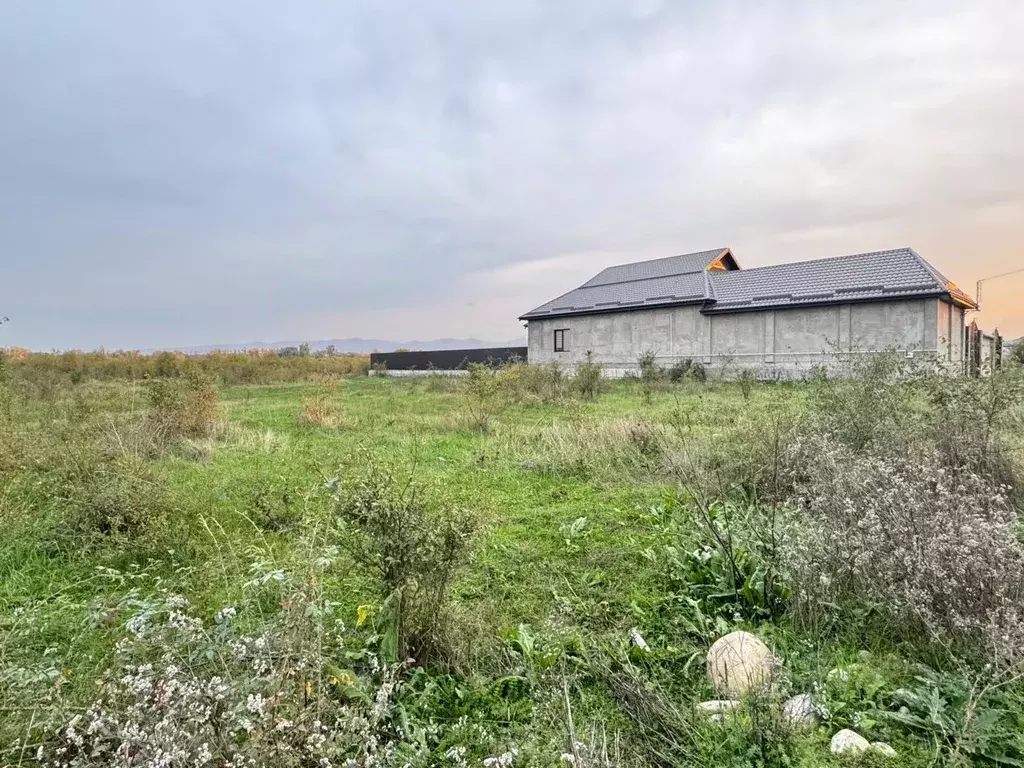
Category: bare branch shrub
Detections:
[
  {"x1": 783, "y1": 435, "x2": 1024, "y2": 665},
  {"x1": 38, "y1": 569, "x2": 421, "y2": 768}
]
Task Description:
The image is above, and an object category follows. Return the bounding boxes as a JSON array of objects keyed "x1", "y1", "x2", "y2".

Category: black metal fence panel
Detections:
[{"x1": 369, "y1": 347, "x2": 528, "y2": 371}]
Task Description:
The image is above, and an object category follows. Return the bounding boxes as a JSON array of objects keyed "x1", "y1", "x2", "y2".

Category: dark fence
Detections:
[{"x1": 370, "y1": 347, "x2": 528, "y2": 372}]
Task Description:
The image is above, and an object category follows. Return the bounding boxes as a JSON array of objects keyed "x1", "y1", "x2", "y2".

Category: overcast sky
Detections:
[{"x1": 2, "y1": 1, "x2": 1023, "y2": 350}]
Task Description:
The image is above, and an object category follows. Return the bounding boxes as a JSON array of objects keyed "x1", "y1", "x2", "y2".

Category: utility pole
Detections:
[{"x1": 976, "y1": 266, "x2": 1024, "y2": 308}]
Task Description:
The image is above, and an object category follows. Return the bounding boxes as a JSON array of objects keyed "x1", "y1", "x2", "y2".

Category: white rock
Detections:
[
  {"x1": 782, "y1": 693, "x2": 822, "y2": 727},
  {"x1": 696, "y1": 699, "x2": 741, "y2": 721},
  {"x1": 706, "y1": 631, "x2": 777, "y2": 697},
  {"x1": 628, "y1": 628, "x2": 650, "y2": 651},
  {"x1": 830, "y1": 729, "x2": 871, "y2": 755},
  {"x1": 871, "y1": 742, "x2": 898, "y2": 758}
]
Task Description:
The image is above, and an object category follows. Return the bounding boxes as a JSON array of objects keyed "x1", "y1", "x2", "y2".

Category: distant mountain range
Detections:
[{"x1": 147, "y1": 337, "x2": 527, "y2": 355}]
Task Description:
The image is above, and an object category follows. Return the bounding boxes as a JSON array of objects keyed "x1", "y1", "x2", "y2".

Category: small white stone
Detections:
[
  {"x1": 830, "y1": 729, "x2": 871, "y2": 755},
  {"x1": 871, "y1": 742, "x2": 898, "y2": 758},
  {"x1": 629, "y1": 628, "x2": 650, "y2": 651},
  {"x1": 697, "y1": 700, "x2": 740, "y2": 715},
  {"x1": 782, "y1": 693, "x2": 823, "y2": 727}
]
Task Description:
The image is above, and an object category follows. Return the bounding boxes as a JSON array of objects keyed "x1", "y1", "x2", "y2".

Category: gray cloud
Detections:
[{"x1": 2, "y1": 0, "x2": 1024, "y2": 348}]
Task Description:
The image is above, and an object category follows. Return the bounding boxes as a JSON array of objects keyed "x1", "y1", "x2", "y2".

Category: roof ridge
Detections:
[
  {"x1": 588, "y1": 247, "x2": 726, "y2": 276},
  {"x1": 579, "y1": 270, "x2": 721, "y2": 290},
  {"x1": 905, "y1": 247, "x2": 949, "y2": 285},
  {"x1": 707, "y1": 247, "x2": 914, "y2": 277}
]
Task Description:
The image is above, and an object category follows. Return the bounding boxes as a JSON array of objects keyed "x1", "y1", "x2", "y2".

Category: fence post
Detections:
[{"x1": 968, "y1": 320, "x2": 981, "y2": 377}]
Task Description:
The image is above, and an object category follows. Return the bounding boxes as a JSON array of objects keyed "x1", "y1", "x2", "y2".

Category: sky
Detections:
[{"x1": 2, "y1": 1, "x2": 1024, "y2": 350}]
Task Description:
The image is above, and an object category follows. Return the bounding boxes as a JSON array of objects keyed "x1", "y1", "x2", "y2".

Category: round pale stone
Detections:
[
  {"x1": 706, "y1": 631, "x2": 777, "y2": 697},
  {"x1": 830, "y1": 729, "x2": 870, "y2": 755}
]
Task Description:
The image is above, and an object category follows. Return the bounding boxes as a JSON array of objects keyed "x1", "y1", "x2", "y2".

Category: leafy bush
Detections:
[
  {"x1": 328, "y1": 459, "x2": 476, "y2": 666},
  {"x1": 805, "y1": 350, "x2": 917, "y2": 453},
  {"x1": 637, "y1": 351, "x2": 662, "y2": 404},
  {"x1": 463, "y1": 363, "x2": 502, "y2": 431},
  {"x1": 1008, "y1": 339, "x2": 1024, "y2": 366},
  {"x1": 573, "y1": 352, "x2": 602, "y2": 400},
  {"x1": 883, "y1": 665, "x2": 1022, "y2": 765},
  {"x1": 146, "y1": 371, "x2": 221, "y2": 441},
  {"x1": 63, "y1": 452, "x2": 170, "y2": 539},
  {"x1": 668, "y1": 359, "x2": 692, "y2": 383},
  {"x1": 496, "y1": 361, "x2": 569, "y2": 404},
  {"x1": 922, "y1": 365, "x2": 1024, "y2": 492},
  {"x1": 784, "y1": 436, "x2": 1024, "y2": 664},
  {"x1": 665, "y1": 540, "x2": 788, "y2": 622}
]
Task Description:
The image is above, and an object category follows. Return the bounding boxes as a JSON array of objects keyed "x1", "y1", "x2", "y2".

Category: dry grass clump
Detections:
[
  {"x1": 301, "y1": 391, "x2": 339, "y2": 427},
  {"x1": 299, "y1": 376, "x2": 344, "y2": 428},
  {"x1": 520, "y1": 416, "x2": 683, "y2": 479}
]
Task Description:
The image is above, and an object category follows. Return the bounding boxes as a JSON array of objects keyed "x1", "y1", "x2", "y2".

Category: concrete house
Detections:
[{"x1": 520, "y1": 247, "x2": 978, "y2": 376}]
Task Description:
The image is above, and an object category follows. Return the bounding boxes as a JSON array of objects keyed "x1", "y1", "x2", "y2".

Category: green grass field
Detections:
[{"x1": 2, "y1": 366, "x2": 1023, "y2": 766}]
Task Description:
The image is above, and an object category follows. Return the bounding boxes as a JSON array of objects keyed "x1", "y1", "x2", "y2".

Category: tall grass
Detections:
[{"x1": 1, "y1": 346, "x2": 369, "y2": 388}]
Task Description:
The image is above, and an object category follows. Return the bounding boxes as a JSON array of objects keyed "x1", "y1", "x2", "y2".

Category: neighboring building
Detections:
[{"x1": 520, "y1": 247, "x2": 979, "y2": 377}]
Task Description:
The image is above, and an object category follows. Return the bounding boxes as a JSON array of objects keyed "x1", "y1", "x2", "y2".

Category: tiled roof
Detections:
[
  {"x1": 705, "y1": 248, "x2": 963, "y2": 312},
  {"x1": 519, "y1": 247, "x2": 975, "y2": 320},
  {"x1": 582, "y1": 249, "x2": 728, "y2": 286},
  {"x1": 520, "y1": 249, "x2": 730, "y2": 319}
]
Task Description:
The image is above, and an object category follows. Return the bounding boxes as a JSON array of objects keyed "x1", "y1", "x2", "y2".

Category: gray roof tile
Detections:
[
  {"x1": 520, "y1": 249, "x2": 726, "y2": 319},
  {"x1": 519, "y1": 246, "x2": 973, "y2": 320},
  {"x1": 583, "y1": 248, "x2": 727, "y2": 286},
  {"x1": 705, "y1": 248, "x2": 952, "y2": 312}
]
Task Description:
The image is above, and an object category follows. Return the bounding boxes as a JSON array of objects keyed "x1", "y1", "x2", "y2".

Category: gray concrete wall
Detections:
[{"x1": 527, "y1": 297, "x2": 953, "y2": 377}]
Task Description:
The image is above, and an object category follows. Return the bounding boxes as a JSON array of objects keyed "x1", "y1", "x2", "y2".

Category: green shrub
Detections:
[
  {"x1": 463, "y1": 362, "x2": 501, "y2": 431},
  {"x1": 328, "y1": 459, "x2": 477, "y2": 666},
  {"x1": 496, "y1": 361, "x2": 569, "y2": 403},
  {"x1": 64, "y1": 452, "x2": 170, "y2": 539},
  {"x1": 922, "y1": 364, "x2": 1024, "y2": 492},
  {"x1": 146, "y1": 372, "x2": 221, "y2": 441},
  {"x1": 637, "y1": 351, "x2": 662, "y2": 404},
  {"x1": 668, "y1": 359, "x2": 692, "y2": 382},
  {"x1": 573, "y1": 351, "x2": 603, "y2": 400},
  {"x1": 805, "y1": 350, "x2": 916, "y2": 453},
  {"x1": 1009, "y1": 339, "x2": 1024, "y2": 366}
]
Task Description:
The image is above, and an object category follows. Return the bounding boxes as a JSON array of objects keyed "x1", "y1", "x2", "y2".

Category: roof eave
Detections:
[
  {"x1": 701, "y1": 290, "x2": 950, "y2": 315},
  {"x1": 520, "y1": 296, "x2": 709, "y2": 322}
]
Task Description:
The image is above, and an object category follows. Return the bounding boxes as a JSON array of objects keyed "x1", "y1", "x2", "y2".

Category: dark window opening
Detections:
[{"x1": 554, "y1": 328, "x2": 568, "y2": 352}]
